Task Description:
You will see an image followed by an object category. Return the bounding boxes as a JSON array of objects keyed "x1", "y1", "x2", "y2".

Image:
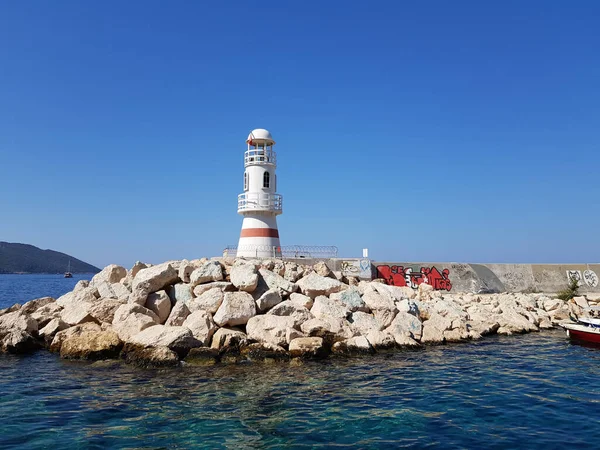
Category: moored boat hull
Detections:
[{"x1": 563, "y1": 323, "x2": 600, "y2": 344}]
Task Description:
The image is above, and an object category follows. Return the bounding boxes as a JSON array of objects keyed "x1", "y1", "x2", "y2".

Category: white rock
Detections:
[
  {"x1": 211, "y1": 328, "x2": 248, "y2": 350},
  {"x1": 164, "y1": 302, "x2": 191, "y2": 326},
  {"x1": 372, "y1": 283, "x2": 416, "y2": 301},
  {"x1": 365, "y1": 330, "x2": 397, "y2": 349},
  {"x1": 145, "y1": 290, "x2": 172, "y2": 324},
  {"x1": 288, "y1": 337, "x2": 327, "y2": 358},
  {"x1": 267, "y1": 301, "x2": 314, "y2": 327},
  {"x1": 296, "y1": 273, "x2": 346, "y2": 299},
  {"x1": 182, "y1": 311, "x2": 217, "y2": 346},
  {"x1": 129, "y1": 325, "x2": 199, "y2": 354},
  {"x1": 112, "y1": 303, "x2": 159, "y2": 341},
  {"x1": 60, "y1": 302, "x2": 96, "y2": 326},
  {"x1": 20, "y1": 297, "x2": 55, "y2": 315},
  {"x1": 246, "y1": 315, "x2": 297, "y2": 347},
  {"x1": 573, "y1": 296, "x2": 589, "y2": 309},
  {"x1": 289, "y1": 293, "x2": 314, "y2": 310},
  {"x1": 213, "y1": 292, "x2": 257, "y2": 327},
  {"x1": 543, "y1": 298, "x2": 563, "y2": 312},
  {"x1": 230, "y1": 264, "x2": 259, "y2": 292},
  {"x1": 0, "y1": 311, "x2": 38, "y2": 335},
  {"x1": 96, "y1": 281, "x2": 130, "y2": 301},
  {"x1": 190, "y1": 261, "x2": 224, "y2": 286},
  {"x1": 89, "y1": 298, "x2": 127, "y2": 324},
  {"x1": 385, "y1": 311, "x2": 422, "y2": 343},
  {"x1": 348, "y1": 311, "x2": 381, "y2": 336},
  {"x1": 330, "y1": 288, "x2": 369, "y2": 312},
  {"x1": 313, "y1": 261, "x2": 332, "y2": 277},
  {"x1": 255, "y1": 268, "x2": 297, "y2": 298},
  {"x1": 255, "y1": 289, "x2": 282, "y2": 313},
  {"x1": 168, "y1": 283, "x2": 194, "y2": 306},
  {"x1": 90, "y1": 264, "x2": 127, "y2": 286},
  {"x1": 56, "y1": 287, "x2": 98, "y2": 308},
  {"x1": 73, "y1": 280, "x2": 89, "y2": 292},
  {"x1": 30, "y1": 302, "x2": 63, "y2": 327},
  {"x1": 396, "y1": 299, "x2": 420, "y2": 317},
  {"x1": 332, "y1": 336, "x2": 374, "y2": 355},
  {"x1": 190, "y1": 288, "x2": 224, "y2": 314},
  {"x1": 178, "y1": 260, "x2": 195, "y2": 284},
  {"x1": 130, "y1": 262, "x2": 179, "y2": 305},
  {"x1": 38, "y1": 318, "x2": 69, "y2": 339},
  {"x1": 193, "y1": 282, "x2": 232, "y2": 297},
  {"x1": 311, "y1": 296, "x2": 350, "y2": 320},
  {"x1": 362, "y1": 290, "x2": 396, "y2": 312}
]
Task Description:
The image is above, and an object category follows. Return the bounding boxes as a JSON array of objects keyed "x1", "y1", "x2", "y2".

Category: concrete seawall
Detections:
[{"x1": 278, "y1": 258, "x2": 600, "y2": 294}]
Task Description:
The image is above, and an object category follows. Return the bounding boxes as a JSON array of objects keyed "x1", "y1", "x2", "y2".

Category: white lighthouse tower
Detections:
[{"x1": 236, "y1": 128, "x2": 283, "y2": 258}]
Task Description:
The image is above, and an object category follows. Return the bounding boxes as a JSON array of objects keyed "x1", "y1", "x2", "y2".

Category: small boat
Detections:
[
  {"x1": 561, "y1": 322, "x2": 600, "y2": 344},
  {"x1": 64, "y1": 260, "x2": 73, "y2": 278}
]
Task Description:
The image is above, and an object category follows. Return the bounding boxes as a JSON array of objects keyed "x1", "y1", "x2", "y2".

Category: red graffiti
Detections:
[{"x1": 376, "y1": 265, "x2": 452, "y2": 291}]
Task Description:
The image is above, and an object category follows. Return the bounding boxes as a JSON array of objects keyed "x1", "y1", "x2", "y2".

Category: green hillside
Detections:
[{"x1": 0, "y1": 242, "x2": 100, "y2": 274}]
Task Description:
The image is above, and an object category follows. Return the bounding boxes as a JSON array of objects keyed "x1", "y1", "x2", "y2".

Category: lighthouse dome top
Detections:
[{"x1": 247, "y1": 128, "x2": 275, "y2": 145}]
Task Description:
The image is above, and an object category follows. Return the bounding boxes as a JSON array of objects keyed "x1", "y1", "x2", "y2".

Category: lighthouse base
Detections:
[{"x1": 237, "y1": 214, "x2": 281, "y2": 258}]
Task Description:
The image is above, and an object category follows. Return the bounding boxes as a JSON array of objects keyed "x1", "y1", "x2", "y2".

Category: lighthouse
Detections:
[{"x1": 236, "y1": 128, "x2": 283, "y2": 258}]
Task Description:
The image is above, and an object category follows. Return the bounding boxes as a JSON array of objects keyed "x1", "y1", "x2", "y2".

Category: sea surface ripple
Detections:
[{"x1": 1, "y1": 275, "x2": 599, "y2": 449}]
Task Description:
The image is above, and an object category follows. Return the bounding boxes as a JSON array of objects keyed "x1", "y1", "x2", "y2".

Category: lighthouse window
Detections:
[
  {"x1": 244, "y1": 172, "x2": 248, "y2": 191},
  {"x1": 263, "y1": 171, "x2": 270, "y2": 188}
]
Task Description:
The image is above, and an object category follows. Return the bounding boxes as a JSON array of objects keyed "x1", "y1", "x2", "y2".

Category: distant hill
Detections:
[{"x1": 0, "y1": 242, "x2": 101, "y2": 274}]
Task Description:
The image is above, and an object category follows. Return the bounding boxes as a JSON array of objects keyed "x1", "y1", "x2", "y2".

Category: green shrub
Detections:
[{"x1": 557, "y1": 277, "x2": 579, "y2": 301}]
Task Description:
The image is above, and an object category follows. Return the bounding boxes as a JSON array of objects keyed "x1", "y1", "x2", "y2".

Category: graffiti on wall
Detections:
[
  {"x1": 567, "y1": 270, "x2": 599, "y2": 288},
  {"x1": 376, "y1": 265, "x2": 452, "y2": 291},
  {"x1": 341, "y1": 259, "x2": 372, "y2": 279}
]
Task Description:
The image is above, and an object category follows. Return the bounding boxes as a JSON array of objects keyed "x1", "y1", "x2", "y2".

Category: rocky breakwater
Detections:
[{"x1": 0, "y1": 258, "x2": 594, "y2": 367}]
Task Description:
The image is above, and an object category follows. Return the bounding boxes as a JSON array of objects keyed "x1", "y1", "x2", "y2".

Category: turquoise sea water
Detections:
[{"x1": 1, "y1": 275, "x2": 600, "y2": 449}]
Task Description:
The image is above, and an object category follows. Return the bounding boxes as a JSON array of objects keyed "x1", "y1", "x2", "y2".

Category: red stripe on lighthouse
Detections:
[{"x1": 240, "y1": 228, "x2": 280, "y2": 238}]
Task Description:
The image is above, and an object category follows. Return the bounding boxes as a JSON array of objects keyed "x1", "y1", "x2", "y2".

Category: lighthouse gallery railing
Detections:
[{"x1": 238, "y1": 192, "x2": 282, "y2": 213}]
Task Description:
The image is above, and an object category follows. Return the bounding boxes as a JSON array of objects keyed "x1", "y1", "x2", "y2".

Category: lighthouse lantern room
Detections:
[{"x1": 237, "y1": 128, "x2": 282, "y2": 258}]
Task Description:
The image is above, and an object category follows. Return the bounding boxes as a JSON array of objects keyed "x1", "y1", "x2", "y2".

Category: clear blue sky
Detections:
[{"x1": 1, "y1": 1, "x2": 599, "y2": 268}]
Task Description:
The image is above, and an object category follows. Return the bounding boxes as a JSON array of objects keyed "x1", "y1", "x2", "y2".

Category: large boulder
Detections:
[
  {"x1": 213, "y1": 292, "x2": 257, "y2": 327},
  {"x1": 38, "y1": 318, "x2": 69, "y2": 340},
  {"x1": 130, "y1": 263, "x2": 179, "y2": 305},
  {"x1": 313, "y1": 261, "x2": 332, "y2": 278},
  {"x1": 230, "y1": 263, "x2": 259, "y2": 292},
  {"x1": 112, "y1": 304, "x2": 159, "y2": 341},
  {"x1": 240, "y1": 342, "x2": 289, "y2": 362},
  {"x1": 90, "y1": 264, "x2": 127, "y2": 286},
  {"x1": 184, "y1": 347, "x2": 221, "y2": 366},
  {"x1": 167, "y1": 283, "x2": 194, "y2": 306},
  {"x1": 300, "y1": 317, "x2": 353, "y2": 344},
  {"x1": 1, "y1": 330, "x2": 40, "y2": 354},
  {"x1": 190, "y1": 261, "x2": 224, "y2": 286},
  {"x1": 96, "y1": 282, "x2": 130, "y2": 301},
  {"x1": 164, "y1": 302, "x2": 191, "y2": 326},
  {"x1": 296, "y1": 273, "x2": 346, "y2": 299},
  {"x1": 60, "y1": 302, "x2": 96, "y2": 326},
  {"x1": 311, "y1": 296, "x2": 350, "y2": 320},
  {"x1": 89, "y1": 298, "x2": 127, "y2": 324},
  {"x1": 193, "y1": 282, "x2": 232, "y2": 297},
  {"x1": 178, "y1": 260, "x2": 195, "y2": 284},
  {"x1": 121, "y1": 345, "x2": 180, "y2": 368},
  {"x1": 371, "y1": 283, "x2": 416, "y2": 301},
  {"x1": 252, "y1": 268, "x2": 297, "y2": 300},
  {"x1": 210, "y1": 328, "x2": 248, "y2": 351},
  {"x1": 182, "y1": 310, "x2": 218, "y2": 346},
  {"x1": 497, "y1": 307, "x2": 539, "y2": 334},
  {"x1": 145, "y1": 290, "x2": 172, "y2": 324},
  {"x1": 20, "y1": 297, "x2": 55, "y2": 315},
  {"x1": 50, "y1": 322, "x2": 102, "y2": 353},
  {"x1": 420, "y1": 312, "x2": 452, "y2": 344},
  {"x1": 255, "y1": 289, "x2": 283, "y2": 313},
  {"x1": 267, "y1": 301, "x2": 314, "y2": 327},
  {"x1": 246, "y1": 315, "x2": 299, "y2": 347},
  {"x1": 189, "y1": 288, "x2": 224, "y2": 314},
  {"x1": 348, "y1": 311, "x2": 382, "y2": 336},
  {"x1": 288, "y1": 337, "x2": 328, "y2": 358},
  {"x1": 60, "y1": 328, "x2": 122, "y2": 360},
  {"x1": 385, "y1": 311, "x2": 422, "y2": 343},
  {"x1": 56, "y1": 287, "x2": 98, "y2": 308},
  {"x1": 330, "y1": 288, "x2": 368, "y2": 313},
  {"x1": 365, "y1": 330, "x2": 397, "y2": 350},
  {"x1": 331, "y1": 336, "x2": 374, "y2": 356},
  {"x1": 362, "y1": 290, "x2": 396, "y2": 312},
  {"x1": 289, "y1": 293, "x2": 314, "y2": 310},
  {"x1": 129, "y1": 325, "x2": 201, "y2": 357},
  {"x1": 0, "y1": 310, "x2": 38, "y2": 335}
]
